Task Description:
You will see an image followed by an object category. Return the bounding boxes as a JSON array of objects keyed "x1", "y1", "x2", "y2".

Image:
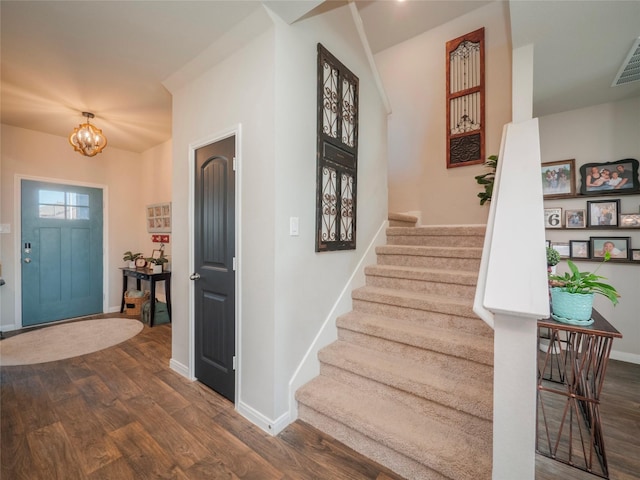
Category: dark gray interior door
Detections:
[{"x1": 194, "y1": 136, "x2": 236, "y2": 402}]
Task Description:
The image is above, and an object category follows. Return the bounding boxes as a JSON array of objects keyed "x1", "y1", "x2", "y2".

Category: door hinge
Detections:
[
  {"x1": 232, "y1": 356, "x2": 237, "y2": 370},
  {"x1": 232, "y1": 257, "x2": 237, "y2": 271},
  {"x1": 233, "y1": 157, "x2": 237, "y2": 171}
]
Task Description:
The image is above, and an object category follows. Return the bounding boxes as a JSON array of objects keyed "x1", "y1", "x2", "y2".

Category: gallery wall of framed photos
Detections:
[{"x1": 543, "y1": 158, "x2": 640, "y2": 264}]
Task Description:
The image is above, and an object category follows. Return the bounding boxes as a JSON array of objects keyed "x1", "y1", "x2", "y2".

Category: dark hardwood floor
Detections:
[
  {"x1": 0, "y1": 316, "x2": 405, "y2": 480},
  {"x1": 2, "y1": 315, "x2": 638, "y2": 479}
]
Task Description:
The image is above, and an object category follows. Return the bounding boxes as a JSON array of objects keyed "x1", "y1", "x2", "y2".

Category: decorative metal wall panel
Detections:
[
  {"x1": 446, "y1": 28, "x2": 485, "y2": 168},
  {"x1": 316, "y1": 44, "x2": 359, "y2": 252},
  {"x1": 321, "y1": 166, "x2": 337, "y2": 243},
  {"x1": 340, "y1": 173, "x2": 354, "y2": 241}
]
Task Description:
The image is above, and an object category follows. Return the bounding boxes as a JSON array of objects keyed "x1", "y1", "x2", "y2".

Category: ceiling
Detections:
[{"x1": 1, "y1": 1, "x2": 639, "y2": 154}]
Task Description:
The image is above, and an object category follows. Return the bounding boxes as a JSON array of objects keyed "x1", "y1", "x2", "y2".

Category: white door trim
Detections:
[
  {"x1": 187, "y1": 124, "x2": 242, "y2": 406},
  {"x1": 13, "y1": 174, "x2": 109, "y2": 329}
]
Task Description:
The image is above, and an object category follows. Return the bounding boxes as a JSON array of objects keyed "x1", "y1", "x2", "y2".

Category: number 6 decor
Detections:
[{"x1": 544, "y1": 207, "x2": 563, "y2": 228}]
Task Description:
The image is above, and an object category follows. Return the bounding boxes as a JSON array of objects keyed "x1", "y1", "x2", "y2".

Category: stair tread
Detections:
[
  {"x1": 338, "y1": 310, "x2": 493, "y2": 365},
  {"x1": 377, "y1": 244, "x2": 482, "y2": 258},
  {"x1": 297, "y1": 375, "x2": 492, "y2": 479},
  {"x1": 388, "y1": 212, "x2": 419, "y2": 223},
  {"x1": 386, "y1": 225, "x2": 486, "y2": 235},
  {"x1": 319, "y1": 341, "x2": 492, "y2": 416},
  {"x1": 365, "y1": 264, "x2": 478, "y2": 285},
  {"x1": 354, "y1": 285, "x2": 473, "y2": 307}
]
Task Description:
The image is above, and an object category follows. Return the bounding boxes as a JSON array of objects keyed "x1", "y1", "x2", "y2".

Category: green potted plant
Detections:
[
  {"x1": 548, "y1": 253, "x2": 620, "y2": 325},
  {"x1": 146, "y1": 252, "x2": 168, "y2": 273},
  {"x1": 546, "y1": 246, "x2": 560, "y2": 274},
  {"x1": 123, "y1": 251, "x2": 142, "y2": 269},
  {"x1": 474, "y1": 154, "x2": 498, "y2": 205}
]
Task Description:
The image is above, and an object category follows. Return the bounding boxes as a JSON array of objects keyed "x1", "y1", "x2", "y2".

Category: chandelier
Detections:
[{"x1": 68, "y1": 112, "x2": 107, "y2": 157}]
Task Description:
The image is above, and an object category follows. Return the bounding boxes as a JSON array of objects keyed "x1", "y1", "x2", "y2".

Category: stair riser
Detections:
[
  {"x1": 298, "y1": 405, "x2": 450, "y2": 480},
  {"x1": 387, "y1": 235, "x2": 484, "y2": 247},
  {"x1": 352, "y1": 290, "x2": 476, "y2": 319},
  {"x1": 366, "y1": 274, "x2": 476, "y2": 300},
  {"x1": 320, "y1": 363, "x2": 493, "y2": 440},
  {"x1": 318, "y1": 349, "x2": 492, "y2": 421},
  {"x1": 352, "y1": 299, "x2": 493, "y2": 337},
  {"x1": 337, "y1": 327, "x2": 493, "y2": 374},
  {"x1": 377, "y1": 253, "x2": 481, "y2": 271},
  {"x1": 389, "y1": 220, "x2": 417, "y2": 228}
]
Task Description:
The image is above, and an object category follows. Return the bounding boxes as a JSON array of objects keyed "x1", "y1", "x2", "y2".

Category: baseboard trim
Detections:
[
  {"x1": 237, "y1": 400, "x2": 291, "y2": 436},
  {"x1": 610, "y1": 350, "x2": 640, "y2": 365},
  {"x1": 169, "y1": 358, "x2": 194, "y2": 380}
]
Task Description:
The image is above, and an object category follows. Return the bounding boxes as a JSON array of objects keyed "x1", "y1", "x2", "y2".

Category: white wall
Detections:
[
  {"x1": 541, "y1": 97, "x2": 640, "y2": 363},
  {"x1": 169, "y1": 21, "x2": 278, "y2": 417},
  {"x1": 0, "y1": 124, "x2": 163, "y2": 329},
  {"x1": 169, "y1": 3, "x2": 388, "y2": 427},
  {"x1": 270, "y1": 5, "x2": 388, "y2": 417},
  {"x1": 375, "y1": 1, "x2": 512, "y2": 225}
]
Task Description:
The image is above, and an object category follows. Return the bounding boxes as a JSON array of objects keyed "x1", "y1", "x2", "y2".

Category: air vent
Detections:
[{"x1": 612, "y1": 37, "x2": 640, "y2": 87}]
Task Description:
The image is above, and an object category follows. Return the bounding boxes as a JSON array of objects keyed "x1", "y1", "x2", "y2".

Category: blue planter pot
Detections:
[{"x1": 550, "y1": 287, "x2": 594, "y2": 325}]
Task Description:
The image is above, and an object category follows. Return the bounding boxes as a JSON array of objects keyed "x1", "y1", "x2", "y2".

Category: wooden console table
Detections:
[
  {"x1": 119, "y1": 267, "x2": 171, "y2": 327},
  {"x1": 536, "y1": 309, "x2": 621, "y2": 478}
]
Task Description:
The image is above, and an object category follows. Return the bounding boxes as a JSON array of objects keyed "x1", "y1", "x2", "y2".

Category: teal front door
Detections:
[{"x1": 21, "y1": 180, "x2": 104, "y2": 326}]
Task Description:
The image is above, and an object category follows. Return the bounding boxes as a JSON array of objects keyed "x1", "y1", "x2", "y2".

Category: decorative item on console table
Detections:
[
  {"x1": 548, "y1": 253, "x2": 620, "y2": 326},
  {"x1": 122, "y1": 251, "x2": 142, "y2": 269},
  {"x1": 146, "y1": 252, "x2": 169, "y2": 273}
]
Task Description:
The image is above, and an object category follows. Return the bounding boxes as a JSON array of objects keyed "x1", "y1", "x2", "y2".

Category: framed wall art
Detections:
[
  {"x1": 551, "y1": 242, "x2": 570, "y2": 258},
  {"x1": 569, "y1": 240, "x2": 590, "y2": 259},
  {"x1": 586, "y1": 199, "x2": 620, "y2": 227},
  {"x1": 620, "y1": 213, "x2": 640, "y2": 228},
  {"x1": 590, "y1": 236, "x2": 630, "y2": 260},
  {"x1": 631, "y1": 249, "x2": 640, "y2": 262},
  {"x1": 565, "y1": 209, "x2": 586, "y2": 228},
  {"x1": 146, "y1": 202, "x2": 171, "y2": 233},
  {"x1": 541, "y1": 159, "x2": 576, "y2": 199},
  {"x1": 579, "y1": 158, "x2": 639, "y2": 195},
  {"x1": 446, "y1": 28, "x2": 485, "y2": 168},
  {"x1": 544, "y1": 208, "x2": 563, "y2": 228}
]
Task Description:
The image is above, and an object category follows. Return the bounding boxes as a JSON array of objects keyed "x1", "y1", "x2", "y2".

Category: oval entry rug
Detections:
[{"x1": 0, "y1": 318, "x2": 144, "y2": 366}]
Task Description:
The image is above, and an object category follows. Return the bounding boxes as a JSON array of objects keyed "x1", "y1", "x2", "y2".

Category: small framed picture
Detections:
[
  {"x1": 619, "y1": 213, "x2": 640, "y2": 228},
  {"x1": 569, "y1": 240, "x2": 590, "y2": 259},
  {"x1": 545, "y1": 240, "x2": 551, "y2": 248},
  {"x1": 551, "y1": 242, "x2": 570, "y2": 258},
  {"x1": 541, "y1": 159, "x2": 576, "y2": 198},
  {"x1": 590, "y1": 237, "x2": 630, "y2": 260},
  {"x1": 544, "y1": 208, "x2": 563, "y2": 228},
  {"x1": 586, "y1": 199, "x2": 620, "y2": 227},
  {"x1": 631, "y1": 249, "x2": 640, "y2": 262},
  {"x1": 151, "y1": 249, "x2": 162, "y2": 260},
  {"x1": 565, "y1": 209, "x2": 586, "y2": 228}
]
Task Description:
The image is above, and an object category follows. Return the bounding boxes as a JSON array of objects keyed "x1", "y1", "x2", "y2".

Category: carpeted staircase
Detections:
[{"x1": 296, "y1": 216, "x2": 494, "y2": 480}]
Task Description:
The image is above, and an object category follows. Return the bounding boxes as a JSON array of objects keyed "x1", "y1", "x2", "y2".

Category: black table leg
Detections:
[
  {"x1": 120, "y1": 272, "x2": 127, "y2": 313},
  {"x1": 150, "y1": 278, "x2": 156, "y2": 327}
]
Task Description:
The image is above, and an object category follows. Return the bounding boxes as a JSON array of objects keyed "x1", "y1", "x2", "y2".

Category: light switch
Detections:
[
  {"x1": 289, "y1": 217, "x2": 299, "y2": 236},
  {"x1": 0, "y1": 224, "x2": 10, "y2": 234}
]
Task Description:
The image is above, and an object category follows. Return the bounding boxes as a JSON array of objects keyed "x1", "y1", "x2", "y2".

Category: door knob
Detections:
[
  {"x1": 189, "y1": 273, "x2": 200, "y2": 281},
  {"x1": 24, "y1": 258, "x2": 31, "y2": 263}
]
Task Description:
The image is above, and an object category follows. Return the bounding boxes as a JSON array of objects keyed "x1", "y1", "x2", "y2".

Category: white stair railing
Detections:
[{"x1": 473, "y1": 119, "x2": 549, "y2": 480}]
